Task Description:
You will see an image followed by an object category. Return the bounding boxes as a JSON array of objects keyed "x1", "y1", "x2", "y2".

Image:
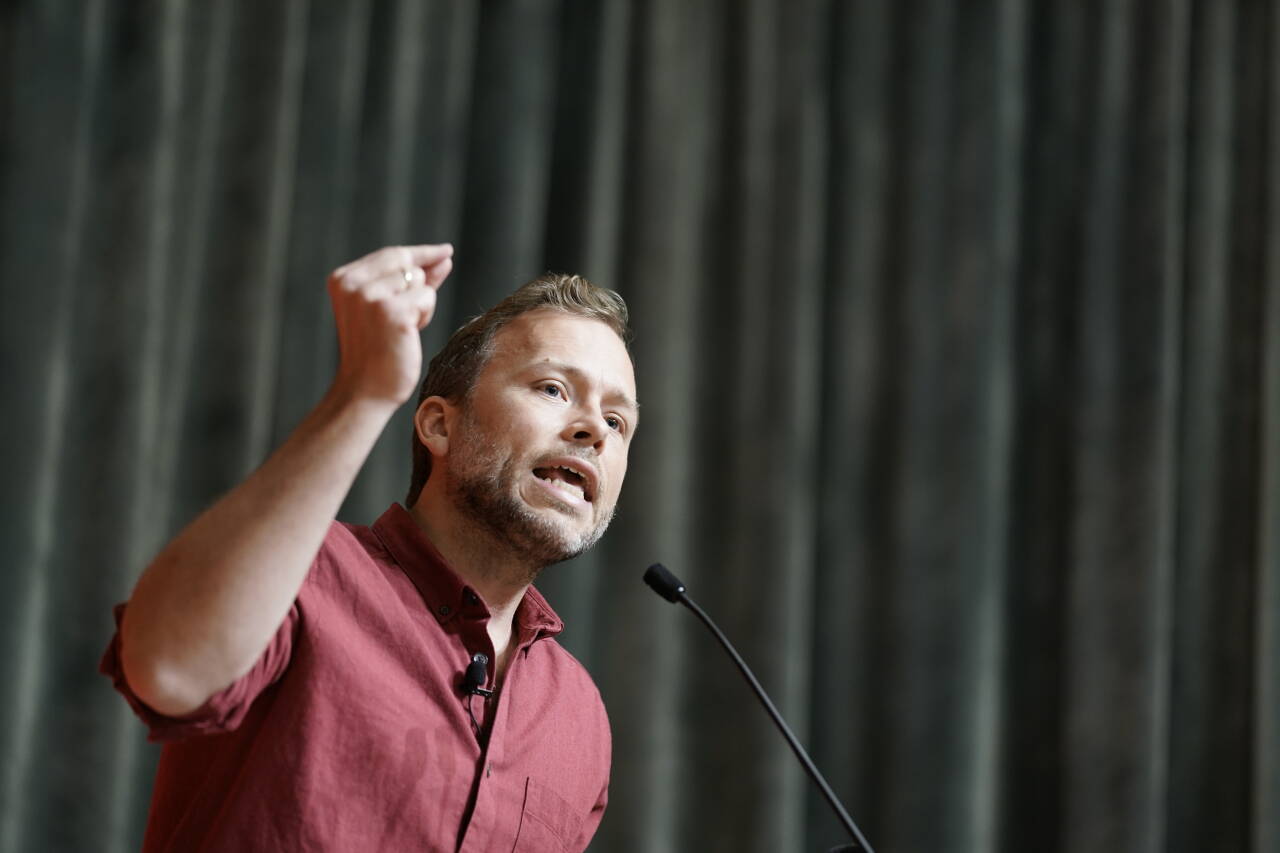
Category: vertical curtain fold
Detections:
[
  {"x1": 1254, "y1": 7, "x2": 1280, "y2": 851},
  {"x1": 813, "y1": 1, "x2": 893, "y2": 847},
  {"x1": 1064, "y1": 0, "x2": 1184, "y2": 847},
  {"x1": 2, "y1": 3, "x2": 113, "y2": 850},
  {"x1": 599, "y1": 1, "x2": 715, "y2": 847},
  {"x1": 1170, "y1": 1, "x2": 1250, "y2": 850},
  {"x1": 1002, "y1": 1, "x2": 1089, "y2": 848}
]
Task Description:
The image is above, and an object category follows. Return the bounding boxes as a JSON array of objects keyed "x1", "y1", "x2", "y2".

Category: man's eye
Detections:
[
  {"x1": 541, "y1": 384, "x2": 562, "y2": 398},
  {"x1": 606, "y1": 416, "x2": 623, "y2": 432}
]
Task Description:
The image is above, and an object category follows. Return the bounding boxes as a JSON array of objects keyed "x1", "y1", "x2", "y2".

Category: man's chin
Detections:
[
  {"x1": 479, "y1": 499, "x2": 594, "y2": 564},
  {"x1": 515, "y1": 508, "x2": 613, "y2": 566},
  {"x1": 521, "y1": 492, "x2": 604, "y2": 536},
  {"x1": 451, "y1": 471, "x2": 612, "y2": 567}
]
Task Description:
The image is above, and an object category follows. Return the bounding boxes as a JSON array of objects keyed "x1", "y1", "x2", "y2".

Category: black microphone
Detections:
[
  {"x1": 643, "y1": 561, "x2": 686, "y2": 601},
  {"x1": 461, "y1": 652, "x2": 493, "y2": 698},
  {"x1": 643, "y1": 563, "x2": 874, "y2": 853}
]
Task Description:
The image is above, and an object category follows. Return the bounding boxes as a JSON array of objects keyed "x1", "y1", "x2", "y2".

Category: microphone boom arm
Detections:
[{"x1": 645, "y1": 563, "x2": 874, "y2": 853}]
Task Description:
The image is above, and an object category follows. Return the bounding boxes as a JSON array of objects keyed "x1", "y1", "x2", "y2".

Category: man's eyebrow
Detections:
[{"x1": 537, "y1": 362, "x2": 640, "y2": 413}]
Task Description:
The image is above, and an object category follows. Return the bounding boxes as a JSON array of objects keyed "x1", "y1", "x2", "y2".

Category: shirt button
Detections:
[{"x1": 438, "y1": 604, "x2": 451, "y2": 617}]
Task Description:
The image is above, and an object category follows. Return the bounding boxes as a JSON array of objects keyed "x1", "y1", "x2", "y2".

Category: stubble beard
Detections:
[{"x1": 446, "y1": 418, "x2": 615, "y2": 576}]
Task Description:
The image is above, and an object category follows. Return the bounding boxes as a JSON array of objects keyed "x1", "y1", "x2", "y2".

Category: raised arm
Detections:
[{"x1": 120, "y1": 244, "x2": 453, "y2": 716}]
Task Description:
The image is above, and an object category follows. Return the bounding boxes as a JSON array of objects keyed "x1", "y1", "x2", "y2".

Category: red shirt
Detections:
[{"x1": 100, "y1": 504, "x2": 611, "y2": 852}]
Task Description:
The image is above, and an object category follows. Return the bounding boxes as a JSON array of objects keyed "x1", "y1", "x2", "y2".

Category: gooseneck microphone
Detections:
[{"x1": 643, "y1": 563, "x2": 875, "y2": 853}]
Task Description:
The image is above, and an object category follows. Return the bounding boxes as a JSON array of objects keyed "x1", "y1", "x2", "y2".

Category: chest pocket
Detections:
[{"x1": 511, "y1": 777, "x2": 582, "y2": 852}]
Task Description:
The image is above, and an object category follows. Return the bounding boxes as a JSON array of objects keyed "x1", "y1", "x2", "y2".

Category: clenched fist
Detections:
[{"x1": 327, "y1": 244, "x2": 454, "y2": 406}]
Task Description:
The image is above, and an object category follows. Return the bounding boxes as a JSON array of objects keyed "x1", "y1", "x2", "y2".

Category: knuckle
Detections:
[{"x1": 331, "y1": 270, "x2": 364, "y2": 295}]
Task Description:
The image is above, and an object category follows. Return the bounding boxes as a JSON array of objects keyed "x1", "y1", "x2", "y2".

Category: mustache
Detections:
[{"x1": 530, "y1": 449, "x2": 597, "y2": 467}]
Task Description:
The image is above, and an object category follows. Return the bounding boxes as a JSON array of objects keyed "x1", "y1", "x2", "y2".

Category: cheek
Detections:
[
  {"x1": 604, "y1": 453, "x2": 629, "y2": 499},
  {"x1": 480, "y1": 403, "x2": 541, "y2": 440}
]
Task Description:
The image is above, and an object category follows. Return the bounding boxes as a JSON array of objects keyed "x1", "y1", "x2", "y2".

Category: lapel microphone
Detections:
[{"x1": 462, "y1": 653, "x2": 494, "y2": 698}]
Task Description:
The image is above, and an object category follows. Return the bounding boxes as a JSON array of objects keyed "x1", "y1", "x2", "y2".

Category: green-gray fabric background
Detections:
[{"x1": 3, "y1": 1, "x2": 1278, "y2": 851}]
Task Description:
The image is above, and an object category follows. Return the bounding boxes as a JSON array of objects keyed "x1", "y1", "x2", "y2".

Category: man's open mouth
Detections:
[{"x1": 532, "y1": 463, "x2": 594, "y2": 503}]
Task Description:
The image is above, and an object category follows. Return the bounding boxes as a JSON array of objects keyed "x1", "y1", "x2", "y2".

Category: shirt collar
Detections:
[{"x1": 370, "y1": 503, "x2": 564, "y2": 641}]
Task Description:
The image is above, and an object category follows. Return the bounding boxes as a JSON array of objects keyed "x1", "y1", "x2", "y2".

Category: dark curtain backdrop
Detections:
[{"x1": 2, "y1": 1, "x2": 1278, "y2": 851}]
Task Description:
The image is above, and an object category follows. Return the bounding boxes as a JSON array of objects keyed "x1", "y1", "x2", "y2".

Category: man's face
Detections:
[{"x1": 444, "y1": 309, "x2": 638, "y2": 569}]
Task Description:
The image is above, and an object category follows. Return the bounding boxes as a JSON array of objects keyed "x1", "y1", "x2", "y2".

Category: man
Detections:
[{"x1": 100, "y1": 244, "x2": 638, "y2": 851}]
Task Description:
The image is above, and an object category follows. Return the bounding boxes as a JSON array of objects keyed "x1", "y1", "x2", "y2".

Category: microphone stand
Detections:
[{"x1": 644, "y1": 564, "x2": 874, "y2": 853}]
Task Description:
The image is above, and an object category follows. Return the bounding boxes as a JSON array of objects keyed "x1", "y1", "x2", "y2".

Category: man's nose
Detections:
[{"x1": 563, "y1": 410, "x2": 609, "y2": 447}]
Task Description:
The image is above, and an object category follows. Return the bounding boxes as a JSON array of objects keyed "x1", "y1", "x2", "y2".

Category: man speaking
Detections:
[{"x1": 100, "y1": 244, "x2": 639, "y2": 851}]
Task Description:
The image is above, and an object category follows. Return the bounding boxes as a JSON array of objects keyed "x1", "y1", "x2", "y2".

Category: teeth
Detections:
[
  {"x1": 556, "y1": 465, "x2": 590, "y2": 498},
  {"x1": 547, "y1": 478, "x2": 585, "y2": 500},
  {"x1": 534, "y1": 464, "x2": 591, "y2": 501}
]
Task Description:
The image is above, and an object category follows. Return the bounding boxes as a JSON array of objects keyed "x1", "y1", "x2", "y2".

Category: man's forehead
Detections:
[
  {"x1": 487, "y1": 310, "x2": 637, "y2": 398},
  {"x1": 492, "y1": 311, "x2": 628, "y2": 362},
  {"x1": 489, "y1": 310, "x2": 561, "y2": 350}
]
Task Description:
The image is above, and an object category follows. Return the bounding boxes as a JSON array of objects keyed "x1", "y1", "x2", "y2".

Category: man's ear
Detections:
[{"x1": 414, "y1": 396, "x2": 455, "y2": 460}]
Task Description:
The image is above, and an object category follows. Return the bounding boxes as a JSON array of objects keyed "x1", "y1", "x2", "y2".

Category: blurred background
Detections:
[{"x1": 2, "y1": 0, "x2": 1278, "y2": 851}]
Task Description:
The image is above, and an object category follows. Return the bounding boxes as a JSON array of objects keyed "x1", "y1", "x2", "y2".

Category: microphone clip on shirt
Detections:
[
  {"x1": 461, "y1": 653, "x2": 494, "y2": 698},
  {"x1": 460, "y1": 652, "x2": 493, "y2": 740}
]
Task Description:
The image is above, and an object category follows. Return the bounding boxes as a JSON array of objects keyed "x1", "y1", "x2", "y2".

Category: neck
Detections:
[{"x1": 407, "y1": 488, "x2": 538, "y2": 652}]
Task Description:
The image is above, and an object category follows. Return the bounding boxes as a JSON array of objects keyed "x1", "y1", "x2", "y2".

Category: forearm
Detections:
[{"x1": 120, "y1": 383, "x2": 398, "y2": 715}]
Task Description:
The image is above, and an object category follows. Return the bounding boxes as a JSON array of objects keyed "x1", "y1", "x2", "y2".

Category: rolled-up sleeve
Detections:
[{"x1": 99, "y1": 602, "x2": 299, "y2": 743}]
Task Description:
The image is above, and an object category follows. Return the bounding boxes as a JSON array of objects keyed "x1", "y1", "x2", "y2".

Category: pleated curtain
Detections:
[{"x1": 1, "y1": 1, "x2": 1278, "y2": 851}]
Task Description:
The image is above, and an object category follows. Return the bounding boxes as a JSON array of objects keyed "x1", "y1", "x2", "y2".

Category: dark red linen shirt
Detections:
[{"x1": 100, "y1": 503, "x2": 611, "y2": 852}]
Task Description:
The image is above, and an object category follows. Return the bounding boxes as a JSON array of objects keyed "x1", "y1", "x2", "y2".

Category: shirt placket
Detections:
[{"x1": 457, "y1": 636, "x2": 528, "y2": 853}]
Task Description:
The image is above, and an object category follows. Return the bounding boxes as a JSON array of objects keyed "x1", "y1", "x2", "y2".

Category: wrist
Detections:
[{"x1": 319, "y1": 379, "x2": 406, "y2": 425}]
